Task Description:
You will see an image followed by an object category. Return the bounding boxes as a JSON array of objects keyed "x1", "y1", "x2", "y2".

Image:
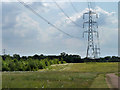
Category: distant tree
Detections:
[
  {"x1": 40, "y1": 54, "x2": 46, "y2": 59},
  {"x1": 33, "y1": 54, "x2": 40, "y2": 59},
  {"x1": 104, "y1": 56, "x2": 111, "y2": 62},
  {"x1": 21, "y1": 56, "x2": 27, "y2": 60},
  {"x1": 13, "y1": 54, "x2": 20, "y2": 61},
  {"x1": 60, "y1": 52, "x2": 68, "y2": 57},
  {"x1": 2, "y1": 54, "x2": 11, "y2": 61},
  {"x1": 2, "y1": 60, "x2": 10, "y2": 71},
  {"x1": 2, "y1": 53, "x2": 120, "y2": 71}
]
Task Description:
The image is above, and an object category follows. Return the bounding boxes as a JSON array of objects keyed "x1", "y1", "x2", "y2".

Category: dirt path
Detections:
[{"x1": 106, "y1": 73, "x2": 119, "y2": 88}]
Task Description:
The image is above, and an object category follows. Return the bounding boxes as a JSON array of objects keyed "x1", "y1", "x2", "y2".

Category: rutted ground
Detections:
[
  {"x1": 2, "y1": 62, "x2": 118, "y2": 88},
  {"x1": 106, "y1": 73, "x2": 119, "y2": 88}
]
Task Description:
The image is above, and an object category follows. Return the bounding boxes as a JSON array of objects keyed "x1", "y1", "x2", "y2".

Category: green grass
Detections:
[
  {"x1": 2, "y1": 71, "x2": 97, "y2": 88},
  {"x1": 2, "y1": 62, "x2": 119, "y2": 88},
  {"x1": 90, "y1": 74, "x2": 108, "y2": 88},
  {"x1": 39, "y1": 63, "x2": 69, "y2": 71},
  {"x1": 59, "y1": 63, "x2": 118, "y2": 73},
  {"x1": 115, "y1": 73, "x2": 120, "y2": 77}
]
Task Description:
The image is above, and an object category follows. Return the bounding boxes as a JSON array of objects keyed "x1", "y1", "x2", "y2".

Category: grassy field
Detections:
[
  {"x1": 115, "y1": 72, "x2": 120, "y2": 77},
  {"x1": 2, "y1": 62, "x2": 118, "y2": 88}
]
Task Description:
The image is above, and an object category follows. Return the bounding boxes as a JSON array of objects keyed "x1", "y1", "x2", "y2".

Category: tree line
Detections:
[{"x1": 1, "y1": 52, "x2": 120, "y2": 71}]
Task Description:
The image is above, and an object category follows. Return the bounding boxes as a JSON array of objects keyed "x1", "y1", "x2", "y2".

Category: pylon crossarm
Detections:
[{"x1": 82, "y1": 3, "x2": 100, "y2": 59}]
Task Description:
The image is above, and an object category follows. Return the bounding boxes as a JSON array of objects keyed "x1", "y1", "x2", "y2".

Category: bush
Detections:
[
  {"x1": 45, "y1": 60, "x2": 50, "y2": 66},
  {"x1": 40, "y1": 60, "x2": 46, "y2": 69},
  {"x1": 62, "y1": 61, "x2": 66, "y2": 64},
  {"x1": 58, "y1": 61, "x2": 61, "y2": 64},
  {"x1": 1, "y1": 54, "x2": 70, "y2": 71},
  {"x1": 49, "y1": 60, "x2": 54, "y2": 65},
  {"x1": 2, "y1": 61, "x2": 10, "y2": 71}
]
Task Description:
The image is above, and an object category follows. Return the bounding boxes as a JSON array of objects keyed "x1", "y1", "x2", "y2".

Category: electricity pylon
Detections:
[
  {"x1": 83, "y1": 4, "x2": 100, "y2": 59},
  {"x1": 2, "y1": 49, "x2": 6, "y2": 55}
]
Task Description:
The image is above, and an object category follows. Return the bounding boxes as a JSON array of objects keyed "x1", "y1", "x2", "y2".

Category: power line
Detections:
[
  {"x1": 53, "y1": 0, "x2": 83, "y2": 28},
  {"x1": 69, "y1": 0, "x2": 79, "y2": 13},
  {"x1": 17, "y1": 0, "x2": 80, "y2": 39}
]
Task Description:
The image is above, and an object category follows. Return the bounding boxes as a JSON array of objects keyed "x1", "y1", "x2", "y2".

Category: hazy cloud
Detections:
[{"x1": 2, "y1": 2, "x2": 118, "y2": 57}]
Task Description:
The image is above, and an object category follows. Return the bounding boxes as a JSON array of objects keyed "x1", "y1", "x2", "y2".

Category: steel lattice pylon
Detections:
[{"x1": 83, "y1": 6, "x2": 100, "y2": 59}]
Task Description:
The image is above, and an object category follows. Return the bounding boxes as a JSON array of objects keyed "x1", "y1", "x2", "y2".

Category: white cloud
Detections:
[
  {"x1": 99, "y1": 26, "x2": 118, "y2": 45},
  {"x1": 95, "y1": 6, "x2": 118, "y2": 26},
  {"x1": 49, "y1": 6, "x2": 118, "y2": 56},
  {"x1": 96, "y1": 6, "x2": 115, "y2": 16},
  {"x1": 14, "y1": 13, "x2": 39, "y2": 37},
  {"x1": 2, "y1": 2, "x2": 118, "y2": 56},
  {"x1": 14, "y1": 12, "x2": 58, "y2": 43}
]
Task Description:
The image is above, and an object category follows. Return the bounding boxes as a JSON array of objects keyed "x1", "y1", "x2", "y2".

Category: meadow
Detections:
[{"x1": 2, "y1": 62, "x2": 118, "y2": 88}]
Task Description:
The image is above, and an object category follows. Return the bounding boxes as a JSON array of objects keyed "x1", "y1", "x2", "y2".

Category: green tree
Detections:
[{"x1": 13, "y1": 54, "x2": 20, "y2": 61}]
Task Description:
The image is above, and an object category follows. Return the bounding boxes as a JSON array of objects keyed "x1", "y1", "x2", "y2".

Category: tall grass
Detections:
[{"x1": 2, "y1": 62, "x2": 119, "y2": 88}]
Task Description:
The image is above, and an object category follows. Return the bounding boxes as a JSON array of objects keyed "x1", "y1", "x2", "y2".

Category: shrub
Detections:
[
  {"x1": 62, "y1": 61, "x2": 66, "y2": 64},
  {"x1": 58, "y1": 61, "x2": 61, "y2": 64},
  {"x1": 2, "y1": 54, "x2": 68, "y2": 71}
]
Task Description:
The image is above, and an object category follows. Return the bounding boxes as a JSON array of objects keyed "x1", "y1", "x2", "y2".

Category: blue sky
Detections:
[{"x1": 1, "y1": 1, "x2": 118, "y2": 57}]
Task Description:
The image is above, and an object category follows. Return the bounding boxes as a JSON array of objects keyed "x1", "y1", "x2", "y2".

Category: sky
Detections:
[{"x1": 1, "y1": 1, "x2": 118, "y2": 57}]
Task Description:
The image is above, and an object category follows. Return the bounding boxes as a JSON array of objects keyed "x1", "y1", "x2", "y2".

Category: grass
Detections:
[
  {"x1": 2, "y1": 62, "x2": 119, "y2": 88},
  {"x1": 90, "y1": 74, "x2": 108, "y2": 88},
  {"x1": 58, "y1": 62, "x2": 118, "y2": 73},
  {"x1": 39, "y1": 63, "x2": 69, "y2": 71},
  {"x1": 115, "y1": 73, "x2": 120, "y2": 77},
  {"x1": 2, "y1": 71, "x2": 97, "y2": 88}
]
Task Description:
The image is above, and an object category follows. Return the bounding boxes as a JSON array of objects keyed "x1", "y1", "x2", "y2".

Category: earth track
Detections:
[{"x1": 106, "y1": 73, "x2": 120, "y2": 89}]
